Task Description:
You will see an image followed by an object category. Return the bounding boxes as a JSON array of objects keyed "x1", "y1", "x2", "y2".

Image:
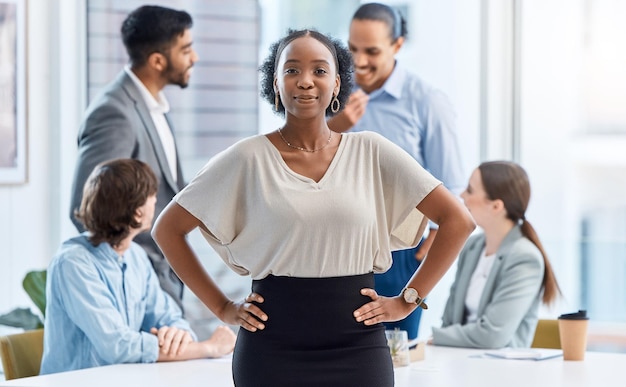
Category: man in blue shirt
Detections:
[
  {"x1": 329, "y1": 3, "x2": 465, "y2": 340},
  {"x1": 40, "y1": 159, "x2": 236, "y2": 375}
]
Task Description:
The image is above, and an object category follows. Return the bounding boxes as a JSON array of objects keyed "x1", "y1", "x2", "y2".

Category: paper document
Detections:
[{"x1": 484, "y1": 348, "x2": 563, "y2": 361}]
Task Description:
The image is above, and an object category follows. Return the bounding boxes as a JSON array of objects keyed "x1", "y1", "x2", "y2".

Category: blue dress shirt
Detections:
[
  {"x1": 351, "y1": 62, "x2": 465, "y2": 196},
  {"x1": 40, "y1": 234, "x2": 195, "y2": 375}
]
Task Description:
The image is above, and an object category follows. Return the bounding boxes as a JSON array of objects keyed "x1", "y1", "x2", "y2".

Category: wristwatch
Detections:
[{"x1": 402, "y1": 287, "x2": 428, "y2": 310}]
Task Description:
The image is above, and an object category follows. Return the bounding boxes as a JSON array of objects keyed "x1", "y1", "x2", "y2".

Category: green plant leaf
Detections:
[
  {"x1": 23, "y1": 270, "x2": 47, "y2": 317},
  {"x1": 0, "y1": 307, "x2": 43, "y2": 330}
]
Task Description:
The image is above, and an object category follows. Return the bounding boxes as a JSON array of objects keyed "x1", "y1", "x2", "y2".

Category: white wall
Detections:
[{"x1": 0, "y1": 0, "x2": 83, "y2": 322}]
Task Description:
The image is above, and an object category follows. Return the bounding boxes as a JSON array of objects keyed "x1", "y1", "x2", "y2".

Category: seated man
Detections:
[{"x1": 40, "y1": 159, "x2": 236, "y2": 375}]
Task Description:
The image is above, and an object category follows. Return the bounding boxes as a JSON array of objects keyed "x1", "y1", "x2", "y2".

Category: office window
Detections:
[
  {"x1": 518, "y1": 0, "x2": 626, "y2": 326},
  {"x1": 580, "y1": 0, "x2": 626, "y2": 135}
]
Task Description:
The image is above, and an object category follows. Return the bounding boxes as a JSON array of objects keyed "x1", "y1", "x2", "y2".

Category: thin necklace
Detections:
[{"x1": 278, "y1": 128, "x2": 332, "y2": 153}]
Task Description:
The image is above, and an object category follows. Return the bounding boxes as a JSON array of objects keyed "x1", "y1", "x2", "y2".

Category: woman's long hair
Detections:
[{"x1": 479, "y1": 161, "x2": 561, "y2": 305}]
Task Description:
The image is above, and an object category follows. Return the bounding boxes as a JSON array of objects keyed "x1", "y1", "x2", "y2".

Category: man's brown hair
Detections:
[{"x1": 75, "y1": 158, "x2": 157, "y2": 248}]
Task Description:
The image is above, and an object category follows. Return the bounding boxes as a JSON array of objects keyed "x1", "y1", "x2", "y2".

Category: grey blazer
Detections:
[
  {"x1": 69, "y1": 70, "x2": 185, "y2": 309},
  {"x1": 432, "y1": 226, "x2": 544, "y2": 348}
]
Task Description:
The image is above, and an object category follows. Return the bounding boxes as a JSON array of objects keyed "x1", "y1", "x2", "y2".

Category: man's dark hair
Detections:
[
  {"x1": 75, "y1": 159, "x2": 158, "y2": 248},
  {"x1": 259, "y1": 29, "x2": 354, "y2": 117},
  {"x1": 353, "y1": 2, "x2": 407, "y2": 42},
  {"x1": 121, "y1": 5, "x2": 193, "y2": 67}
]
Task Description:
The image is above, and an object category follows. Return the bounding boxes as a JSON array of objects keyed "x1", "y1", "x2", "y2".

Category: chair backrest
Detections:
[
  {"x1": 0, "y1": 329, "x2": 44, "y2": 380},
  {"x1": 531, "y1": 319, "x2": 561, "y2": 349}
]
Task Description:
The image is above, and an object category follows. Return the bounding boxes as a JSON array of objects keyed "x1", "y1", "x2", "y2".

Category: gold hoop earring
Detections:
[
  {"x1": 275, "y1": 93, "x2": 280, "y2": 111},
  {"x1": 331, "y1": 95, "x2": 340, "y2": 113}
]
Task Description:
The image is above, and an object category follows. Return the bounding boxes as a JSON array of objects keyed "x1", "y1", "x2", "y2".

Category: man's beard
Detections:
[{"x1": 163, "y1": 60, "x2": 190, "y2": 88}]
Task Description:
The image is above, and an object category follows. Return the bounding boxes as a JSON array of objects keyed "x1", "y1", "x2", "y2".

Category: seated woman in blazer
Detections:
[{"x1": 430, "y1": 161, "x2": 560, "y2": 348}]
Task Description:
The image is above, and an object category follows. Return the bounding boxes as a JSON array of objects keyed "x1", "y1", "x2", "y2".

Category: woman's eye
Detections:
[
  {"x1": 284, "y1": 68, "x2": 298, "y2": 74},
  {"x1": 315, "y1": 68, "x2": 328, "y2": 75}
]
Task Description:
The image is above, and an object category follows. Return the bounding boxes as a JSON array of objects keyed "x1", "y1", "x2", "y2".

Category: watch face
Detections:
[{"x1": 404, "y1": 288, "x2": 418, "y2": 303}]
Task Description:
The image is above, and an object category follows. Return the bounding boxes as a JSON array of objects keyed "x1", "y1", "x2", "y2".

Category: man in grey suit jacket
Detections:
[{"x1": 70, "y1": 5, "x2": 198, "y2": 311}]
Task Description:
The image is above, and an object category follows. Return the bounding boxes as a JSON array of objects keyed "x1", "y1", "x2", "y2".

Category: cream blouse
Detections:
[{"x1": 175, "y1": 131, "x2": 441, "y2": 279}]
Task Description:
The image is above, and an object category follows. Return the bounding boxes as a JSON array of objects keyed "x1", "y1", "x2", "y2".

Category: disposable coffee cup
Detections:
[
  {"x1": 385, "y1": 329, "x2": 410, "y2": 367},
  {"x1": 558, "y1": 310, "x2": 589, "y2": 361}
]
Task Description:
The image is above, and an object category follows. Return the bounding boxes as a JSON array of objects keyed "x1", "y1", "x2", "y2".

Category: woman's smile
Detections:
[{"x1": 294, "y1": 94, "x2": 318, "y2": 104}]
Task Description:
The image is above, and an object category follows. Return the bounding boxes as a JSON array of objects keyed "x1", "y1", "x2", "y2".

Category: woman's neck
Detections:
[
  {"x1": 482, "y1": 218, "x2": 516, "y2": 256},
  {"x1": 281, "y1": 118, "x2": 332, "y2": 144}
]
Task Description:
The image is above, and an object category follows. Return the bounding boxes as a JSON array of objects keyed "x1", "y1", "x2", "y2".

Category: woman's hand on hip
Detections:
[
  {"x1": 353, "y1": 288, "x2": 415, "y2": 325},
  {"x1": 223, "y1": 292, "x2": 268, "y2": 332}
]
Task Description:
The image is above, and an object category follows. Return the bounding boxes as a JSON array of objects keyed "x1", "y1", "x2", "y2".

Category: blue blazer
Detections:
[
  {"x1": 69, "y1": 70, "x2": 185, "y2": 305},
  {"x1": 432, "y1": 226, "x2": 544, "y2": 348}
]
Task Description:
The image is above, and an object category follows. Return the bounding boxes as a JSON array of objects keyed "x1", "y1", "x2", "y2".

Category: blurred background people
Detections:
[
  {"x1": 69, "y1": 5, "x2": 198, "y2": 311},
  {"x1": 430, "y1": 161, "x2": 561, "y2": 348}
]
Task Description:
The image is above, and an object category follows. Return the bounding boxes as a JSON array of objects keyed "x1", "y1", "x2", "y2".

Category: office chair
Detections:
[
  {"x1": 0, "y1": 329, "x2": 44, "y2": 380},
  {"x1": 531, "y1": 319, "x2": 561, "y2": 349}
]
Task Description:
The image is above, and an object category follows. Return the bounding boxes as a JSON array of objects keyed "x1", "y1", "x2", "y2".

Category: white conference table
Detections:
[{"x1": 1, "y1": 345, "x2": 623, "y2": 387}]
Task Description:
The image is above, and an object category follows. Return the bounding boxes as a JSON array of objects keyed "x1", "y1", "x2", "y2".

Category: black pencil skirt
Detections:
[{"x1": 232, "y1": 273, "x2": 394, "y2": 387}]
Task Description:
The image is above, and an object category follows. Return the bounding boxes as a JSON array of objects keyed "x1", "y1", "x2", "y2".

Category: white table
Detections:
[
  {"x1": 395, "y1": 346, "x2": 623, "y2": 387},
  {"x1": 1, "y1": 346, "x2": 623, "y2": 387}
]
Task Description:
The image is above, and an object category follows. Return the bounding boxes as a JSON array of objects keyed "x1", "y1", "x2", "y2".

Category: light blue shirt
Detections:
[
  {"x1": 352, "y1": 63, "x2": 465, "y2": 197},
  {"x1": 40, "y1": 234, "x2": 195, "y2": 375}
]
